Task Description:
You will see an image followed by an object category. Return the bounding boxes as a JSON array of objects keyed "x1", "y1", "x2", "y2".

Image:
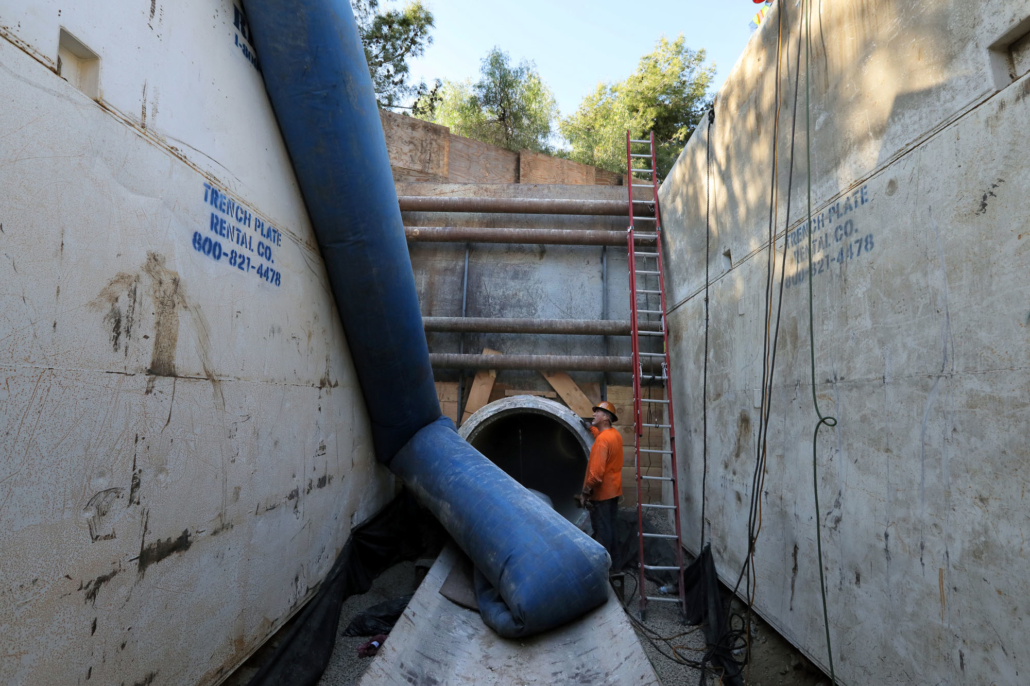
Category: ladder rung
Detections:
[
  {"x1": 642, "y1": 532, "x2": 678, "y2": 539},
  {"x1": 640, "y1": 449, "x2": 672, "y2": 454},
  {"x1": 640, "y1": 399, "x2": 669, "y2": 404},
  {"x1": 638, "y1": 352, "x2": 665, "y2": 357},
  {"x1": 642, "y1": 503, "x2": 676, "y2": 509},
  {"x1": 641, "y1": 476, "x2": 673, "y2": 482},
  {"x1": 630, "y1": 154, "x2": 652, "y2": 158},
  {"x1": 642, "y1": 423, "x2": 671, "y2": 428},
  {"x1": 637, "y1": 309, "x2": 663, "y2": 314},
  {"x1": 636, "y1": 270, "x2": 660, "y2": 275},
  {"x1": 637, "y1": 331, "x2": 665, "y2": 337},
  {"x1": 645, "y1": 596, "x2": 682, "y2": 603},
  {"x1": 633, "y1": 216, "x2": 657, "y2": 221},
  {"x1": 631, "y1": 183, "x2": 653, "y2": 188},
  {"x1": 629, "y1": 139, "x2": 651, "y2": 143},
  {"x1": 636, "y1": 289, "x2": 661, "y2": 294},
  {"x1": 631, "y1": 170, "x2": 654, "y2": 175},
  {"x1": 633, "y1": 233, "x2": 658, "y2": 240},
  {"x1": 635, "y1": 252, "x2": 658, "y2": 257},
  {"x1": 643, "y1": 565, "x2": 680, "y2": 571}
]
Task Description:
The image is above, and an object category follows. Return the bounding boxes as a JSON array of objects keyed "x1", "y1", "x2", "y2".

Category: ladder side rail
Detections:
[
  {"x1": 626, "y1": 130, "x2": 649, "y2": 617},
  {"x1": 650, "y1": 127, "x2": 685, "y2": 614},
  {"x1": 653, "y1": 220, "x2": 687, "y2": 615}
]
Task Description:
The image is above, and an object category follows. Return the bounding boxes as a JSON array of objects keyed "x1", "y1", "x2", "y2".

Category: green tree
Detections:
[
  {"x1": 352, "y1": 0, "x2": 435, "y2": 108},
  {"x1": 417, "y1": 48, "x2": 559, "y2": 153},
  {"x1": 560, "y1": 36, "x2": 715, "y2": 179}
]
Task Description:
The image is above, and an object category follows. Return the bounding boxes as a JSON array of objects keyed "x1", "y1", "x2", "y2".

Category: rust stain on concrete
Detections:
[
  {"x1": 136, "y1": 510, "x2": 192, "y2": 578},
  {"x1": 143, "y1": 252, "x2": 183, "y2": 378}
]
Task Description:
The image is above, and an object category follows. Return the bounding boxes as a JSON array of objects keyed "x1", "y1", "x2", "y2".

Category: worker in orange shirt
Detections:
[{"x1": 578, "y1": 401, "x2": 623, "y2": 574}]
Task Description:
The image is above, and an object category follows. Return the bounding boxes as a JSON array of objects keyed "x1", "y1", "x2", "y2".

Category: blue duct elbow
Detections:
[
  {"x1": 392, "y1": 418, "x2": 611, "y2": 637},
  {"x1": 243, "y1": 0, "x2": 440, "y2": 464},
  {"x1": 243, "y1": 0, "x2": 611, "y2": 638}
]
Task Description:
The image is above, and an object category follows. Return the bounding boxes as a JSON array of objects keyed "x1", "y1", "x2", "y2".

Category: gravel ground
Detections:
[
  {"x1": 223, "y1": 561, "x2": 422, "y2": 686},
  {"x1": 622, "y1": 575, "x2": 717, "y2": 685},
  {"x1": 317, "y1": 561, "x2": 421, "y2": 686},
  {"x1": 624, "y1": 511, "x2": 830, "y2": 686}
]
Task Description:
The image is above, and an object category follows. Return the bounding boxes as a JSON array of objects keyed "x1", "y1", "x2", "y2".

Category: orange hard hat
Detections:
[{"x1": 592, "y1": 401, "x2": 618, "y2": 423}]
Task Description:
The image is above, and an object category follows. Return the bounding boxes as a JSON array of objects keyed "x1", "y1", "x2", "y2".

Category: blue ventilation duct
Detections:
[{"x1": 243, "y1": 0, "x2": 609, "y2": 638}]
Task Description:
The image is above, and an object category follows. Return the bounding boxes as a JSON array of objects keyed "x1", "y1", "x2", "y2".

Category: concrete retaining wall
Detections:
[
  {"x1": 0, "y1": 3, "x2": 391, "y2": 684},
  {"x1": 660, "y1": 1, "x2": 1030, "y2": 684}
]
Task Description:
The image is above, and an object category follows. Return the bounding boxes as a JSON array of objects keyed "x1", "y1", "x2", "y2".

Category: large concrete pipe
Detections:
[
  {"x1": 459, "y1": 397, "x2": 593, "y2": 522},
  {"x1": 398, "y1": 196, "x2": 653, "y2": 216}
]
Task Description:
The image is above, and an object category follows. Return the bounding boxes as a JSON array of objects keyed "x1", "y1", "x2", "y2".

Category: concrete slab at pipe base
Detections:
[
  {"x1": 459, "y1": 396, "x2": 593, "y2": 521},
  {"x1": 358, "y1": 544, "x2": 660, "y2": 686}
]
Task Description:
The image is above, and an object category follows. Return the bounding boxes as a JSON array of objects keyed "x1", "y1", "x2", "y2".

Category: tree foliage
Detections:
[
  {"x1": 560, "y1": 36, "x2": 715, "y2": 179},
  {"x1": 417, "y1": 48, "x2": 559, "y2": 153},
  {"x1": 352, "y1": 0, "x2": 435, "y2": 108}
]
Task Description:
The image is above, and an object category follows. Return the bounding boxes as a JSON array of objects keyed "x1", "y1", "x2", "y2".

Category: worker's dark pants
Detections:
[{"x1": 590, "y1": 497, "x2": 621, "y2": 573}]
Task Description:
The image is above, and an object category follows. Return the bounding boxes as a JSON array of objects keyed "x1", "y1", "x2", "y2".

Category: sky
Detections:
[{"x1": 405, "y1": 0, "x2": 767, "y2": 117}]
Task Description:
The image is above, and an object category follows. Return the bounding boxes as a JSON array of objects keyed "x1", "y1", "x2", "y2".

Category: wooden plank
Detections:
[
  {"x1": 379, "y1": 109, "x2": 450, "y2": 178},
  {"x1": 540, "y1": 371, "x2": 595, "y2": 418},
  {"x1": 447, "y1": 135, "x2": 519, "y2": 184},
  {"x1": 392, "y1": 167, "x2": 448, "y2": 184},
  {"x1": 461, "y1": 348, "x2": 502, "y2": 422},
  {"x1": 518, "y1": 149, "x2": 596, "y2": 185},
  {"x1": 360, "y1": 545, "x2": 659, "y2": 686},
  {"x1": 436, "y1": 381, "x2": 459, "y2": 423},
  {"x1": 503, "y1": 389, "x2": 557, "y2": 398}
]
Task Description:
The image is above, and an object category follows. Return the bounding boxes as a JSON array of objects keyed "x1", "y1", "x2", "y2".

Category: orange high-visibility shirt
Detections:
[{"x1": 584, "y1": 426, "x2": 623, "y2": 501}]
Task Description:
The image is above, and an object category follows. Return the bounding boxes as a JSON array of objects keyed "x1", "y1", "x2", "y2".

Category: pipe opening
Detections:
[{"x1": 459, "y1": 397, "x2": 591, "y2": 521}]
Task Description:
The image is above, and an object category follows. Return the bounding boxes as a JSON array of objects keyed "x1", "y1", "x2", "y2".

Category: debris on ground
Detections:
[{"x1": 356, "y1": 634, "x2": 388, "y2": 658}]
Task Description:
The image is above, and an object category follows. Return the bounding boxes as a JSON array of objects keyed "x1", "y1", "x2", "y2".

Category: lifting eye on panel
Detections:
[{"x1": 57, "y1": 28, "x2": 100, "y2": 100}]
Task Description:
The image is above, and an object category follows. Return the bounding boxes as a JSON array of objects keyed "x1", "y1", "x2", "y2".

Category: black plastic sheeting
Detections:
[
  {"x1": 682, "y1": 546, "x2": 746, "y2": 686},
  {"x1": 245, "y1": 493, "x2": 443, "y2": 686},
  {"x1": 342, "y1": 595, "x2": 413, "y2": 637}
]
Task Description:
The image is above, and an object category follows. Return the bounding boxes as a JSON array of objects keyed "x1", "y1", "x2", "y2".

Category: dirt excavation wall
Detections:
[
  {"x1": 659, "y1": 1, "x2": 1030, "y2": 684},
  {"x1": 381, "y1": 109, "x2": 624, "y2": 185},
  {"x1": 0, "y1": 3, "x2": 392, "y2": 685}
]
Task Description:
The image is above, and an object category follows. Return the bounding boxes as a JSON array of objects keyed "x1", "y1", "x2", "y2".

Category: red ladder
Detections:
[{"x1": 625, "y1": 131, "x2": 686, "y2": 620}]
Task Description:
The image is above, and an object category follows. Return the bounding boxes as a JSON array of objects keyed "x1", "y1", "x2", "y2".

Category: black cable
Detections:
[
  {"x1": 728, "y1": 1, "x2": 806, "y2": 670},
  {"x1": 700, "y1": 105, "x2": 714, "y2": 549}
]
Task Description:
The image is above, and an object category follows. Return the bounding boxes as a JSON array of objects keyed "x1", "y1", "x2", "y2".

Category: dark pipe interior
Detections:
[{"x1": 467, "y1": 413, "x2": 587, "y2": 521}]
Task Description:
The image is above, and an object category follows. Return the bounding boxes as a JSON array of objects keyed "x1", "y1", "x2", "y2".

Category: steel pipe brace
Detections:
[
  {"x1": 423, "y1": 317, "x2": 662, "y2": 335},
  {"x1": 398, "y1": 196, "x2": 654, "y2": 216},
  {"x1": 405, "y1": 226, "x2": 656, "y2": 246}
]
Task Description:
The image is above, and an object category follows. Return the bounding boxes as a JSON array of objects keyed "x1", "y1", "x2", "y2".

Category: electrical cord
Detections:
[
  {"x1": 803, "y1": 0, "x2": 838, "y2": 681},
  {"x1": 701, "y1": 104, "x2": 714, "y2": 549},
  {"x1": 733, "y1": 4, "x2": 790, "y2": 677}
]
